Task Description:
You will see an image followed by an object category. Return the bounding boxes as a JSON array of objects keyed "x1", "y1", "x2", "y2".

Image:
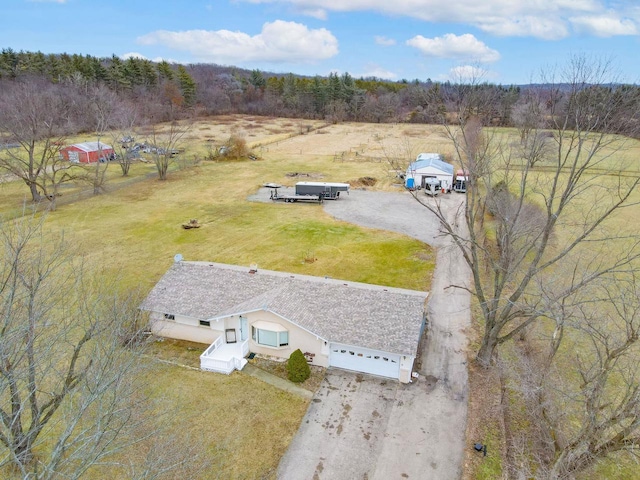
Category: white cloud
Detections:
[
  {"x1": 375, "y1": 36, "x2": 396, "y2": 46},
  {"x1": 356, "y1": 64, "x2": 398, "y2": 79},
  {"x1": 299, "y1": 8, "x2": 327, "y2": 19},
  {"x1": 121, "y1": 52, "x2": 147, "y2": 60},
  {"x1": 477, "y1": 16, "x2": 570, "y2": 40},
  {"x1": 407, "y1": 33, "x2": 500, "y2": 63},
  {"x1": 570, "y1": 13, "x2": 638, "y2": 36},
  {"x1": 137, "y1": 20, "x2": 338, "y2": 64},
  {"x1": 120, "y1": 52, "x2": 178, "y2": 63},
  {"x1": 447, "y1": 65, "x2": 493, "y2": 82},
  {"x1": 239, "y1": 0, "x2": 639, "y2": 40}
]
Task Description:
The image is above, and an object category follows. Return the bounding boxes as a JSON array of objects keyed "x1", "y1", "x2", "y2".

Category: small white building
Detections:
[
  {"x1": 140, "y1": 261, "x2": 428, "y2": 383},
  {"x1": 405, "y1": 153, "x2": 454, "y2": 192}
]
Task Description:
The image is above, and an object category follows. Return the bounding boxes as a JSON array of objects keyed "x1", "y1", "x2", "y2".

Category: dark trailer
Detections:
[
  {"x1": 295, "y1": 182, "x2": 350, "y2": 200},
  {"x1": 264, "y1": 183, "x2": 324, "y2": 204}
]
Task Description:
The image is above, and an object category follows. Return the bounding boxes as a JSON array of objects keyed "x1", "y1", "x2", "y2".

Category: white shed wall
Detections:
[{"x1": 406, "y1": 167, "x2": 453, "y2": 191}]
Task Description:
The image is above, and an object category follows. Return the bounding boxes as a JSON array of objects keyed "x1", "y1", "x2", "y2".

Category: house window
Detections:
[
  {"x1": 252, "y1": 324, "x2": 289, "y2": 348},
  {"x1": 199, "y1": 320, "x2": 211, "y2": 327},
  {"x1": 164, "y1": 314, "x2": 175, "y2": 320}
]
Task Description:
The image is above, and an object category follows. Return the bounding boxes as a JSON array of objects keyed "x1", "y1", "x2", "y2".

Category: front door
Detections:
[{"x1": 240, "y1": 316, "x2": 248, "y2": 341}]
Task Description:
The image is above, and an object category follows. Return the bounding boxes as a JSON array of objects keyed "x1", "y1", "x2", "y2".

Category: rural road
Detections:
[{"x1": 251, "y1": 188, "x2": 471, "y2": 480}]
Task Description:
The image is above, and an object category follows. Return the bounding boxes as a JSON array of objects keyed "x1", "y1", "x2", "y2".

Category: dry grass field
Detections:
[
  {"x1": 0, "y1": 115, "x2": 439, "y2": 479},
  {"x1": 4, "y1": 115, "x2": 640, "y2": 478}
]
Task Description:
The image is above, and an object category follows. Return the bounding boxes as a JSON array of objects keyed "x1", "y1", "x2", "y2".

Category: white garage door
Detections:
[{"x1": 329, "y1": 344, "x2": 400, "y2": 379}]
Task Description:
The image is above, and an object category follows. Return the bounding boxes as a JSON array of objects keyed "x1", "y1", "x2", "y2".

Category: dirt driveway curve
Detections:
[{"x1": 271, "y1": 189, "x2": 471, "y2": 480}]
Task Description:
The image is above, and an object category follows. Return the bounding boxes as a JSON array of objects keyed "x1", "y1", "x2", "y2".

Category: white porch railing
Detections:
[
  {"x1": 202, "y1": 335, "x2": 223, "y2": 357},
  {"x1": 200, "y1": 339, "x2": 249, "y2": 375}
]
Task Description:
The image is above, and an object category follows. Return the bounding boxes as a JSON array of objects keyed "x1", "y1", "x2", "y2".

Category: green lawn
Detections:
[
  {"x1": 0, "y1": 120, "x2": 435, "y2": 479},
  {"x1": 39, "y1": 153, "x2": 433, "y2": 292}
]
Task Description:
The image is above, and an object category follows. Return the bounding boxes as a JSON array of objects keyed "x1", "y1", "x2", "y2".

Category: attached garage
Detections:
[{"x1": 330, "y1": 344, "x2": 400, "y2": 379}]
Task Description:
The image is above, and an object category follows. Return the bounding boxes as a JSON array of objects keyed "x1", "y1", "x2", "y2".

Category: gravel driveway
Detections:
[
  {"x1": 252, "y1": 188, "x2": 471, "y2": 480},
  {"x1": 249, "y1": 187, "x2": 448, "y2": 248}
]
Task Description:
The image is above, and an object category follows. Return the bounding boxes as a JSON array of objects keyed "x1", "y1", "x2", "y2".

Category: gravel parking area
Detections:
[{"x1": 249, "y1": 187, "x2": 452, "y2": 248}]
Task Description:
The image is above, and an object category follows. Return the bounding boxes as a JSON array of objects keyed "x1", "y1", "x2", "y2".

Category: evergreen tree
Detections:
[
  {"x1": 107, "y1": 55, "x2": 131, "y2": 91},
  {"x1": 265, "y1": 76, "x2": 284, "y2": 96},
  {"x1": 286, "y1": 349, "x2": 311, "y2": 383},
  {"x1": 90, "y1": 56, "x2": 108, "y2": 83},
  {"x1": 124, "y1": 57, "x2": 144, "y2": 86},
  {"x1": 282, "y1": 73, "x2": 298, "y2": 109},
  {"x1": 0, "y1": 48, "x2": 20, "y2": 78},
  {"x1": 177, "y1": 65, "x2": 196, "y2": 107},
  {"x1": 328, "y1": 72, "x2": 342, "y2": 101},
  {"x1": 156, "y1": 60, "x2": 174, "y2": 81},
  {"x1": 45, "y1": 54, "x2": 62, "y2": 82},
  {"x1": 57, "y1": 52, "x2": 73, "y2": 79},
  {"x1": 312, "y1": 76, "x2": 328, "y2": 116},
  {"x1": 26, "y1": 51, "x2": 47, "y2": 75},
  {"x1": 249, "y1": 69, "x2": 266, "y2": 89},
  {"x1": 140, "y1": 59, "x2": 158, "y2": 87}
]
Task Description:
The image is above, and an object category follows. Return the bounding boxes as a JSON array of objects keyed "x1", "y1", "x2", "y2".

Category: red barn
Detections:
[{"x1": 60, "y1": 142, "x2": 114, "y2": 164}]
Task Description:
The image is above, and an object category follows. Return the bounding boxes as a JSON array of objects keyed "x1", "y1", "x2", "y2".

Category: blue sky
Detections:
[{"x1": 2, "y1": 0, "x2": 640, "y2": 84}]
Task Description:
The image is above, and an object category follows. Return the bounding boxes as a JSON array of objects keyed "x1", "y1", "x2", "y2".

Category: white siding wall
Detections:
[
  {"x1": 407, "y1": 167, "x2": 453, "y2": 191},
  {"x1": 399, "y1": 356, "x2": 415, "y2": 383},
  {"x1": 243, "y1": 311, "x2": 329, "y2": 367},
  {"x1": 149, "y1": 310, "x2": 414, "y2": 381},
  {"x1": 150, "y1": 312, "x2": 223, "y2": 344}
]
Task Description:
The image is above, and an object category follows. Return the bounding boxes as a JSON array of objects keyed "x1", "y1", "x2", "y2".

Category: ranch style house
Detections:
[{"x1": 140, "y1": 261, "x2": 428, "y2": 383}]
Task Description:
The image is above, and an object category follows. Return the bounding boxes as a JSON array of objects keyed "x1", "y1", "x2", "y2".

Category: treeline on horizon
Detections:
[{"x1": 2, "y1": 47, "x2": 640, "y2": 138}]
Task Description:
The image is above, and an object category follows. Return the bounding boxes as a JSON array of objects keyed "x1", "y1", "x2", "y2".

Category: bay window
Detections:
[{"x1": 252, "y1": 321, "x2": 289, "y2": 348}]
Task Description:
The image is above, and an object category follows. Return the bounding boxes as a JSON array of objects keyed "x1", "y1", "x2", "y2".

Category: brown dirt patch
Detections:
[
  {"x1": 348, "y1": 176, "x2": 377, "y2": 187},
  {"x1": 285, "y1": 172, "x2": 325, "y2": 179},
  {"x1": 146, "y1": 337, "x2": 208, "y2": 368},
  {"x1": 249, "y1": 355, "x2": 326, "y2": 393}
]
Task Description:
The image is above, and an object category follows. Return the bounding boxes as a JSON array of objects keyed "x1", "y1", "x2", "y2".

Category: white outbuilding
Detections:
[{"x1": 405, "y1": 153, "x2": 454, "y2": 192}]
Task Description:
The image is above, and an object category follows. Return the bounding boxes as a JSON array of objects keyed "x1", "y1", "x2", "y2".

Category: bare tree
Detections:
[
  {"x1": 377, "y1": 134, "x2": 420, "y2": 178},
  {"x1": 88, "y1": 84, "x2": 142, "y2": 177},
  {"x1": 419, "y1": 56, "x2": 640, "y2": 367},
  {"x1": 0, "y1": 213, "x2": 190, "y2": 478},
  {"x1": 80, "y1": 140, "x2": 111, "y2": 195},
  {"x1": 511, "y1": 88, "x2": 546, "y2": 143},
  {"x1": 111, "y1": 115, "x2": 141, "y2": 177},
  {"x1": 546, "y1": 274, "x2": 640, "y2": 477},
  {"x1": 146, "y1": 120, "x2": 190, "y2": 180},
  {"x1": 83, "y1": 86, "x2": 132, "y2": 194},
  {"x1": 0, "y1": 79, "x2": 80, "y2": 203},
  {"x1": 504, "y1": 272, "x2": 640, "y2": 478}
]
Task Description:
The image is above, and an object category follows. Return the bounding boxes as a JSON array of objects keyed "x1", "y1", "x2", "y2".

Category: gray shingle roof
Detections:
[
  {"x1": 409, "y1": 154, "x2": 453, "y2": 174},
  {"x1": 140, "y1": 262, "x2": 428, "y2": 356}
]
